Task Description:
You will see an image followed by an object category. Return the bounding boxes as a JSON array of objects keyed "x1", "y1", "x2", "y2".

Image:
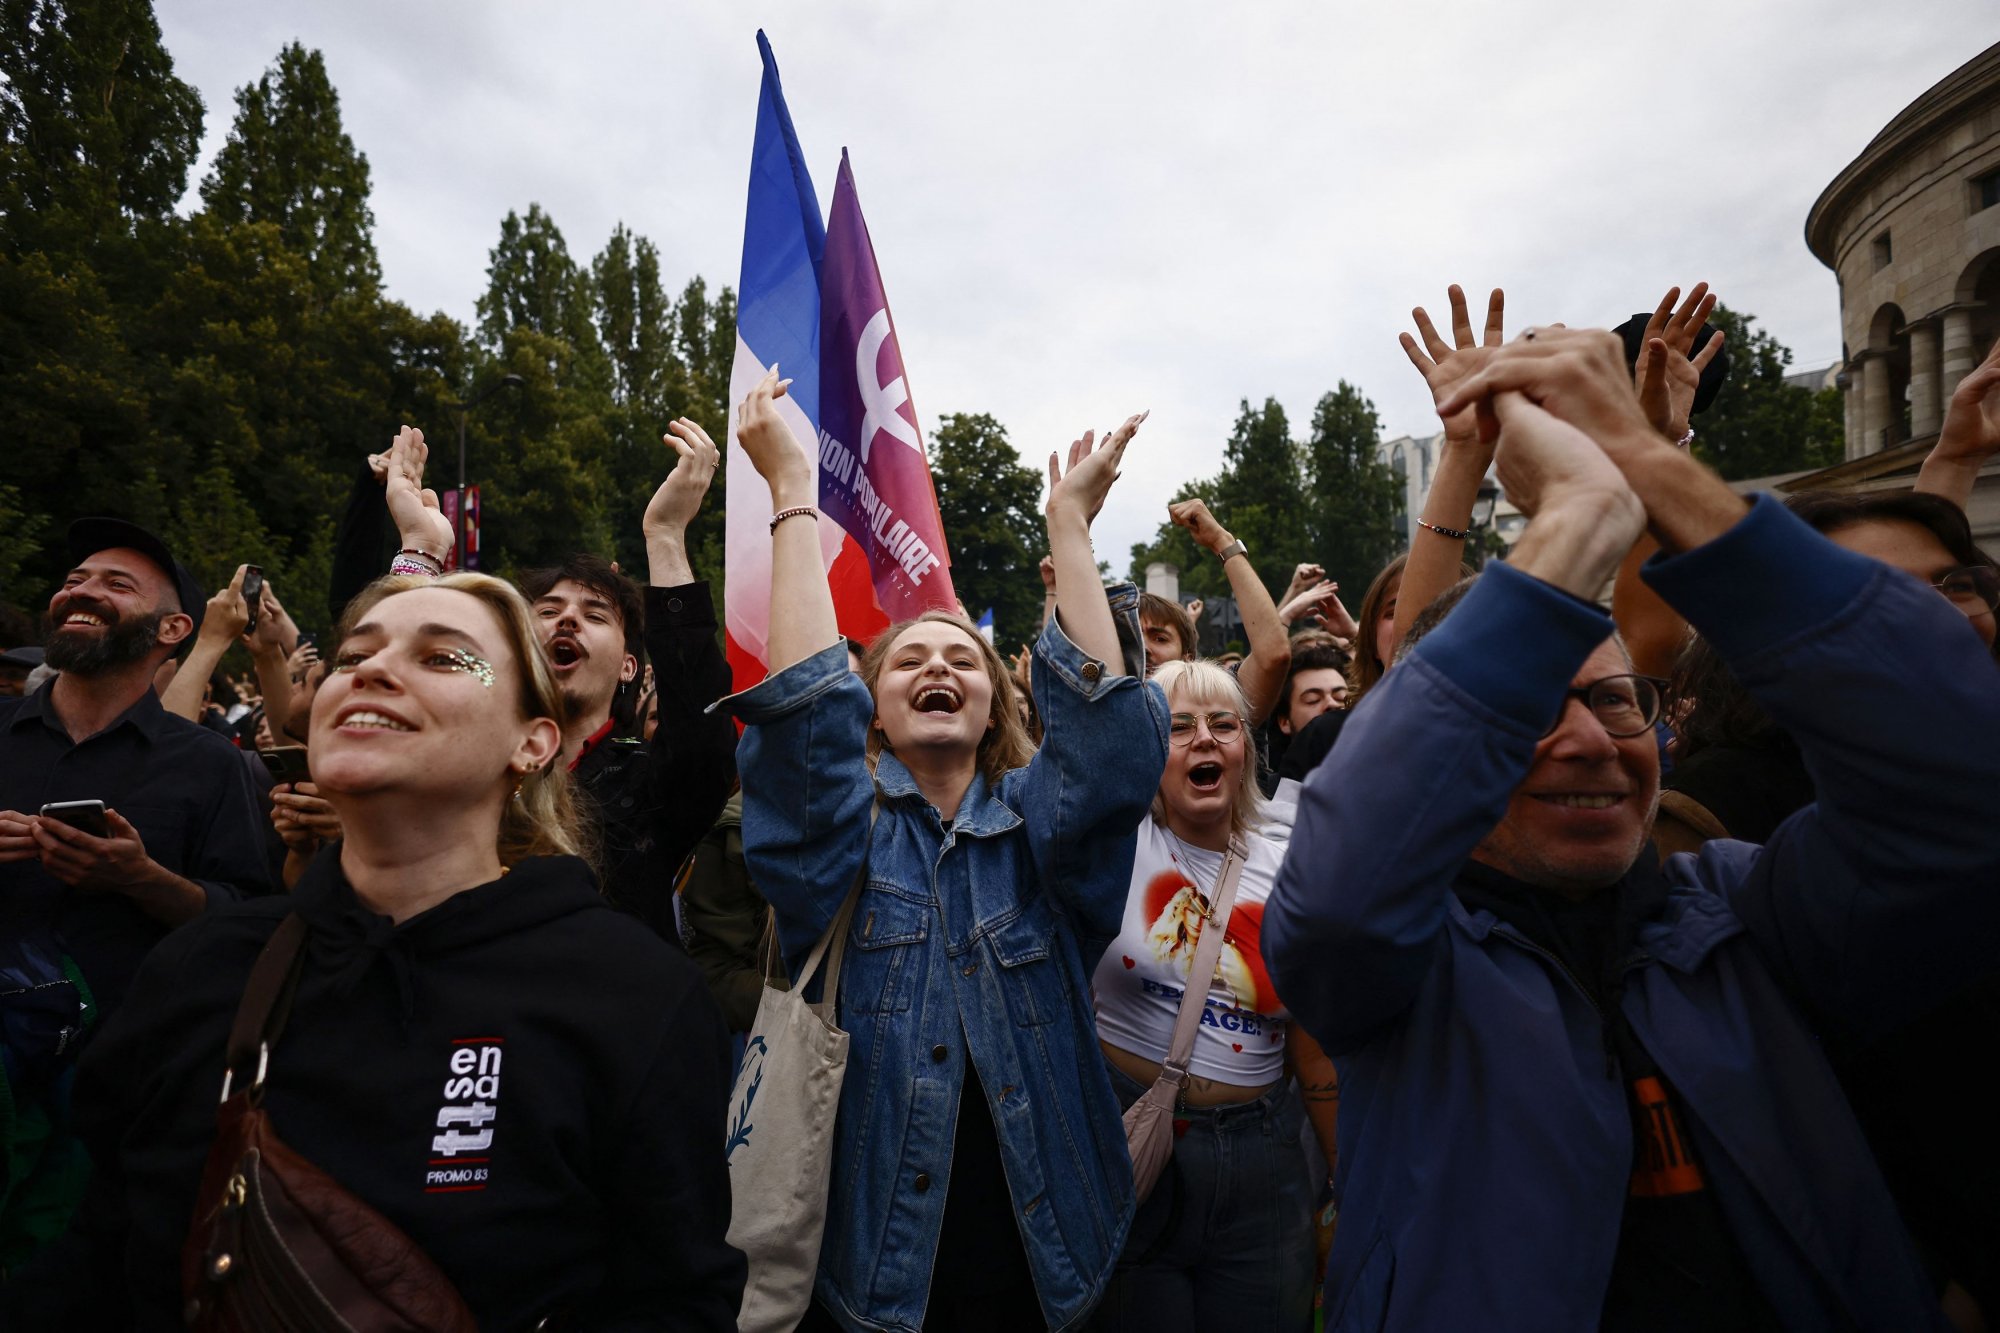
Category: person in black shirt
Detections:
[
  {"x1": 0, "y1": 519, "x2": 274, "y2": 1271},
  {"x1": 376, "y1": 423, "x2": 736, "y2": 942},
  {"x1": 7, "y1": 570, "x2": 742, "y2": 1329},
  {"x1": 0, "y1": 519, "x2": 275, "y2": 1014}
]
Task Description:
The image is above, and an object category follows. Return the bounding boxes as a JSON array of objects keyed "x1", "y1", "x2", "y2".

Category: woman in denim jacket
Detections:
[{"x1": 725, "y1": 369, "x2": 1168, "y2": 1332}]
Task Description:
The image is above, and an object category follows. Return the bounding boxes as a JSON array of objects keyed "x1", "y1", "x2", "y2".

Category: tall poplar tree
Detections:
[{"x1": 199, "y1": 42, "x2": 380, "y2": 297}]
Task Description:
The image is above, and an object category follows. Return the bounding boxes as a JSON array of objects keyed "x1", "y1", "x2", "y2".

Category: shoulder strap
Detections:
[
  {"x1": 1160, "y1": 848, "x2": 1247, "y2": 1086},
  {"x1": 218, "y1": 913, "x2": 310, "y2": 1103}
]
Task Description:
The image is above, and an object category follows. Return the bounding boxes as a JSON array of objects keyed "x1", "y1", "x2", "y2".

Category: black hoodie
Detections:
[{"x1": 15, "y1": 849, "x2": 744, "y2": 1330}]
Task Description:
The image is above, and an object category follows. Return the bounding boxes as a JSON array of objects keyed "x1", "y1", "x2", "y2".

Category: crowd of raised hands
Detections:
[{"x1": 3, "y1": 279, "x2": 2000, "y2": 1333}]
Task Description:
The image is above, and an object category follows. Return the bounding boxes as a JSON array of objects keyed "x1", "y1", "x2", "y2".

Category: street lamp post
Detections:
[{"x1": 448, "y1": 373, "x2": 526, "y2": 569}]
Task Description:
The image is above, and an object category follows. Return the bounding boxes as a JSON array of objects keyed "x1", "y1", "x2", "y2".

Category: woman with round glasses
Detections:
[
  {"x1": 1088, "y1": 659, "x2": 1335, "y2": 1331},
  {"x1": 1656, "y1": 488, "x2": 2000, "y2": 1329}
]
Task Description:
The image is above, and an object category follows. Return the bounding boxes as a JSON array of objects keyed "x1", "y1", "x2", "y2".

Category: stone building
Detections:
[{"x1": 1799, "y1": 39, "x2": 2000, "y2": 549}]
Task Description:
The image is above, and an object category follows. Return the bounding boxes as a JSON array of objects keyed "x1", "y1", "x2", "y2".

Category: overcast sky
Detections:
[{"x1": 156, "y1": 2, "x2": 1998, "y2": 573}]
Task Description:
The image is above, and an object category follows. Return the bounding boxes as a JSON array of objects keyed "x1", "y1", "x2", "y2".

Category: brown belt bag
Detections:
[{"x1": 181, "y1": 913, "x2": 478, "y2": 1332}]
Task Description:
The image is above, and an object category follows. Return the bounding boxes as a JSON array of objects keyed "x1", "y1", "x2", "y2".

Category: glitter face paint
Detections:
[
  {"x1": 437, "y1": 646, "x2": 496, "y2": 689},
  {"x1": 332, "y1": 646, "x2": 497, "y2": 688}
]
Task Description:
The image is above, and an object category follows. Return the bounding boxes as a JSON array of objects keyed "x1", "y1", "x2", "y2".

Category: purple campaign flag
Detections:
[{"x1": 815, "y1": 150, "x2": 956, "y2": 621}]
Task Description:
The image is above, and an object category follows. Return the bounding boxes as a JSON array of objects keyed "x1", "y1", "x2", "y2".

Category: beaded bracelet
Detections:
[
  {"x1": 770, "y1": 505, "x2": 818, "y2": 533},
  {"x1": 391, "y1": 548, "x2": 445, "y2": 578},
  {"x1": 1415, "y1": 518, "x2": 1469, "y2": 540}
]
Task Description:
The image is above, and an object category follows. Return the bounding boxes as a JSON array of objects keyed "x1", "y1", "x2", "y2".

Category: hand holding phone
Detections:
[
  {"x1": 39, "y1": 800, "x2": 110, "y2": 840},
  {"x1": 258, "y1": 746, "x2": 311, "y2": 785},
  {"x1": 241, "y1": 565, "x2": 264, "y2": 635}
]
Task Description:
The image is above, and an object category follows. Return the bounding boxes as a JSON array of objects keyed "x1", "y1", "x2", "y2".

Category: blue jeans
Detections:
[{"x1": 1089, "y1": 1063, "x2": 1317, "y2": 1332}]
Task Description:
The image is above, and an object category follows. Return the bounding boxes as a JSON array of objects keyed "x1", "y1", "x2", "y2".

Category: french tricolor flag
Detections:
[{"x1": 724, "y1": 32, "x2": 957, "y2": 693}]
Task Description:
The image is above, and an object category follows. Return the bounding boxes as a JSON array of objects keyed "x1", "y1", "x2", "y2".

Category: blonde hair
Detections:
[
  {"x1": 1148, "y1": 658, "x2": 1265, "y2": 839},
  {"x1": 858, "y1": 611, "x2": 1037, "y2": 786},
  {"x1": 335, "y1": 574, "x2": 593, "y2": 870}
]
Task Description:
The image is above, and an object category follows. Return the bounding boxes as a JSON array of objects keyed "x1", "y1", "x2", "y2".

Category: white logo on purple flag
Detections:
[{"x1": 856, "y1": 308, "x2": 922, "y2": 465}]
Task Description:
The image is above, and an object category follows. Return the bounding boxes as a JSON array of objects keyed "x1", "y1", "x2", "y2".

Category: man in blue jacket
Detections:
[{"x1": 1265, "y1": 328, "x2": 2000, "y2": 1332}]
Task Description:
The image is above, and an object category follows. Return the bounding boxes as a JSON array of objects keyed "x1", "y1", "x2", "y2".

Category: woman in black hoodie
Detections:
[{"x1": 12, "y1": 572, "x2": 745, "y2": 1329}]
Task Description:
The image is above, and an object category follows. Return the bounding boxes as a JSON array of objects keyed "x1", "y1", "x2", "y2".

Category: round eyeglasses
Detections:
[
  {"x1": 1932, "y1": 566, "x2": 2000, "y2": 617},
  {"x1": 1542, "y1": 674, "x2": 1669, "y2": 739},
  {"x1": 1168, "y1": 711, "x2": 1245, "y2": 747}
]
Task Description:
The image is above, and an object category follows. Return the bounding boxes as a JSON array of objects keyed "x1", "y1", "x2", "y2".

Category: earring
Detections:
[{"x1": 508, "y1": 765, "x2": 528, "y2": 801}]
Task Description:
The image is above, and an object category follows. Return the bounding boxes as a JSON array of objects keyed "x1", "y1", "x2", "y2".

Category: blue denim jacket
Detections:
[
  {"x1": 1267, "y1": 498, "x2": 1999, "y2": 1331},
  {"x1": 726, "y1": 601, "x2": 1168, "y2": 1332}
]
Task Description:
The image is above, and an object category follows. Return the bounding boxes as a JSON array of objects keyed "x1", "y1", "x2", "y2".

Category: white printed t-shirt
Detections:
[{"x1": 1090, "y1": 817, "x2": 1291, "y2": 1085}]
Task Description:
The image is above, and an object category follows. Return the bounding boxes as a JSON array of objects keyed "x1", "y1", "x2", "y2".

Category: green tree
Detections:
[
  {"x1": 1302, "y1": 381, "x2": 1399, "y2": 587},
  {"x1": 199, "y1": 42, "x2": 380, "y2": 297},
  {"x1": 928, "y1": 413, "x2": 1047, "y2": 646},
  {"x1": 478, "y1": 204, "x2": 606, "y2": 387},
  {"x1": 1693, "y1": 305, "x2": 1845, "y2": 481},
  {"x1": 0, "y1": 0, "x2": 203, "y2": 253}
]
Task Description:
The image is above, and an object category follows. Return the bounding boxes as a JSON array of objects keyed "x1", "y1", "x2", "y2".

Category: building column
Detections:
[
  {"x1": 1941, "y1": 305, "x2": 1977, "y2": 394},
  {"x1": 1842, "y1": 366, "x2": 1862, "y2": 461},
  {"x1": 1908, "y1": 319, "x2": 1942, "y2": 439},
  {"x1": 1861, "y1": 353, "x2": 1892, "y2": 455}
]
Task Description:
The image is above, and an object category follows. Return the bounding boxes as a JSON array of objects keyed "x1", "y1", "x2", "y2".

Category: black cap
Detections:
[
  {"x1": 1613, "y1": 314, "x2": 1731, "y2": 418},
  {"x1": 65, "y1": 518, "x2": 208, "y2": 638},
  {"x1": 0, "y1": 645, "x2": 43, "y2": 670}
]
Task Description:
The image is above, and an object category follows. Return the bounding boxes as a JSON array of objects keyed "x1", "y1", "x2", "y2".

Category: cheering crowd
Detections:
[{"x1": 2, "y1": 283, "x2": 1999, "y2": 1332}]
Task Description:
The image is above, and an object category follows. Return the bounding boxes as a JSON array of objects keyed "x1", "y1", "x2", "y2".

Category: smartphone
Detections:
[
  {"x1": 39, "y1": 800, "x2": 109, "y2": 839},
  {"x1": 241, "y1": 565, "x2": 264, "y2": 635},
  {"x1": 258, "y1": 746, "x2": 311, "y2": 785}
]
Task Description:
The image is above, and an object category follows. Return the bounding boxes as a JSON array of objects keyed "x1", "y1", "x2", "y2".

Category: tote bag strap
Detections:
[{"x1": 1158, "y1": 847, "x2": 1247, "y2": 1089}]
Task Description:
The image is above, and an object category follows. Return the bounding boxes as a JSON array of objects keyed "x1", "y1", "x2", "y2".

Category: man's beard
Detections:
[{"x1": 44, "y1": 604, "x2": 167, "y2": 676}]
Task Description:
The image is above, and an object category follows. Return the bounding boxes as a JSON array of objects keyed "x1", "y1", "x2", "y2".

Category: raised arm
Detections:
[
  {"x1": 1608, "y1": 284, "x2": 1727, "y2": 674},
  {"x1": 161, "y1": 568, "x2": 251, "y2": 722},
  {"x1": 382, "y1": 426, "x2": 454, "y2": 574},
  {"x1": 737, "y1": 366, "x2": 839, "y2": 672},
  {"x1": 1166, "y1": 497, "x2": 1289, "y2": 722},
  {"x1": 1914, "y1": 334, "x2": 2000, "y2": 509},
  {"x1": 622, "y1": 416, "x2": 737, "y2": 926},
  {"x1": 244, "y1": 578, "x2": 295, "y2": 742},
  {"x1": 1045, "y1": 413, "x2": 1144, "y2": 667},
  {"x1": 725, "y1": 365, "x2": 871, "y2": 964},
  {"x1": 1268, "y1": 384, "x2": 1645, "y2": 1052},
  {"x1": 1392, "y1": 285, "x2": 1502, "y2": 646}
]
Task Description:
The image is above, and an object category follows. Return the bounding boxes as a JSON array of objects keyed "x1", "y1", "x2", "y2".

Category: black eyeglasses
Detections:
[
  {"x1": 1542, "y1": 674, "x2": 1669, "y2": 739},
  {"x1": 1932, "y1": 566, "x2": 2000, "y2": 617}
]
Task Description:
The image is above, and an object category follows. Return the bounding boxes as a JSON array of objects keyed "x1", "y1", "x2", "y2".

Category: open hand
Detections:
[
  {"x1": 1047, "y1": 411, "x2": 1146, "y2": 526},
  {"x1": 1401, "y1": 285, "x2": 1505, "y2": 445},
  {"x1": 1633, "y1": 283, "x2": 1724, "y2": 440},
  {"x1": 1281, "y1": 581, "x2": 1351, "y2": 634},
  {"x1": 1936, "y1": 335, "x2": 2000, "y2": 469},
  {"x1": 384, "y1": 426, "x2": 453, "y2": 561},
  {"x1": 30, "y1": 808, "x2": 159, "y2": 892},
  {"x1": 645, "y1": 418, "x2": 722, "y2": 536},
  {"x1": 736, "y1": 365, "x2": 810, "y2": 502}
]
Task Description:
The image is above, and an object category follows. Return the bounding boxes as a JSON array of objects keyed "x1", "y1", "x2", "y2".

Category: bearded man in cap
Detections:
[{"x1": 1, "y1": 519, "x2": 275, "y2": 1008}]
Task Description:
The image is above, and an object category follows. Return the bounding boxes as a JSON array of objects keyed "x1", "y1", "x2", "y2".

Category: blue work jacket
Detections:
[
  {"x1": 727, "y1": 608, "x2": 1168, "y2": 1332},
  {"x1": 1266, "y1": 496, "x2": 2000, "y2": 1332}
]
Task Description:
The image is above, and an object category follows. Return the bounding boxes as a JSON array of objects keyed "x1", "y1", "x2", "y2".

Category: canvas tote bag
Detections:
[
  {"x1": 723, "y1": 828, "x2": 871, "y2": 1333},
  {"x1": 1121, "y1": 845, "x2": 1245, "y2": 1205}
]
